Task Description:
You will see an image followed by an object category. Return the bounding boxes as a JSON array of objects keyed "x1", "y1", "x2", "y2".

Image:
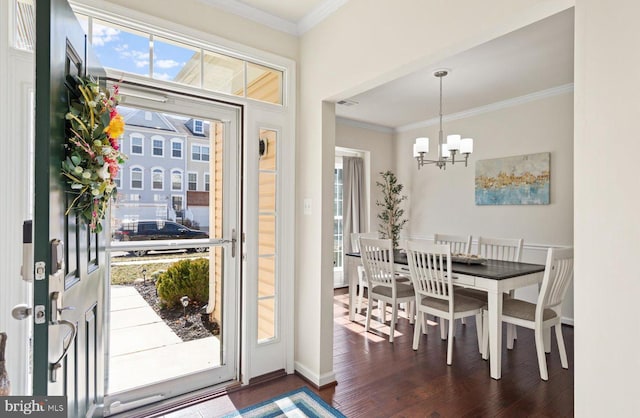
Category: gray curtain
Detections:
[{"x1": 342, "y1": 156, "x2": 366, "y2": 254}]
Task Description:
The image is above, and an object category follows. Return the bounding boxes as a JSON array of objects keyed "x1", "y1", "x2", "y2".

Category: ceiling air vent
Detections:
[{"x1": 337, "y1": 99, "x2": 358, "y2": 107}]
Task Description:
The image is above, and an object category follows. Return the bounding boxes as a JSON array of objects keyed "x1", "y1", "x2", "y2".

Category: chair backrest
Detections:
[
  {"x1": 359, "y1": 238, "x2": 396, "y2": 287},
  {"x1": 477, "y1": 236, "x2": 524, "y2": 262},
  {"x1": 434, "y1": 233, "x2": 472, "y2": 254},
  {"x1": 350, "y1": 232, "x2": 378, "y2": 253},
  {"x1": 406, "y1": 240, "x2": 452, "y2": 301},
  {"x1": 538, "y1": 247, "x2": 574, "y2": 316}
]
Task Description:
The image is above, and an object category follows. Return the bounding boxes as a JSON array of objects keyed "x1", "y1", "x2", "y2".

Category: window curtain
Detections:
[{"x1": 342, "y1": 156, "x2": 366, "y2": 254}]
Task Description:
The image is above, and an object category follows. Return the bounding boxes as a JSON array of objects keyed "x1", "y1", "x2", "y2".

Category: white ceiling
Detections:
[{"x1": 200, "y1": 1, "x2": 574, "y2": 131}]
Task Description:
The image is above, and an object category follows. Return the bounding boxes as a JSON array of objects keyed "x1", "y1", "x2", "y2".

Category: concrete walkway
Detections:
[{"x1": 109, "y1": 286, "x2": 221, "y2": 394}]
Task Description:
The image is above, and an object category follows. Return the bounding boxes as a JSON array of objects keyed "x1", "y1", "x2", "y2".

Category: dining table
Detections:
[{"x1": 345, "y1": 251, "x2": 546, "y2": 380}]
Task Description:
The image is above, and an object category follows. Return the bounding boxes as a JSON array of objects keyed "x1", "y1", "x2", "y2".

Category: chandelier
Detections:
[{"x1": 413, "y1": 70, "x2": 473, "y2": 169}]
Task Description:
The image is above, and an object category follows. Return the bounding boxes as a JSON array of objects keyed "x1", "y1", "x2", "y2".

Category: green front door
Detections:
[{"x1": 34, "y1": 0, "x2": 107, "y2": 416}]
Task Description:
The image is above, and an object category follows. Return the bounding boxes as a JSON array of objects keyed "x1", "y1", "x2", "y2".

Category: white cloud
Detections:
[
  {"x1": 92, "y1": 25, "x2": 120, "y2": 46},
  {"x1": 154, "y1": 59, "x2": 182, "y2": 69},
  {"x1": 114, "y1": 44, "x2": 149, "y2": 69}
]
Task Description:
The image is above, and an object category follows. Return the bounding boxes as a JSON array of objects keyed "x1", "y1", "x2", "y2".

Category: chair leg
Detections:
[
  {"x1": 423, "y1": 312, "x2": 429, "y2": 335},
  {"x1": 412, "y1": 310, "x2": 422, "y2": 350},
  {"x1": 475, "y1": 313, "x2": 483, "y2": 353},
  {"x1": 408, "y1": 301, "x2": 415, "y2": 324},
  {"x1": 544, "y1": 327, "x2": 551, "y2": 353},
  {"x1": 440, "y1": 317, "x2": 447, "y2": 340},
  {"x1": 461, "y1": 317, "x2": 466, "y2": 325},
  {"x1": 356, "y1": 279, "x2": 364, "y2": 314},
  {"x1": 534, "y1": 325, "x2": 549, "y2": 381},
  {"x1": 380, "y1": 302, "x2": 387, "y2": 324},
  {"x1": 555, "y1": 324, "x2": 569, "y2": 369},
  {"x1": 507, "y1": 324, "x2": 518, "y2": 350},
  {"x1": 447, "y1": 315, "x2": 454, "y2": 365},
  {"x1": 365, "y1": 297, "x2": 372, "y2": 333},
  {"x1": 507, "y1": 323, "x2": 516, "y2": 350},
  {"x1": 389, "y1": 302, "x2": 398, "y2": 343}
]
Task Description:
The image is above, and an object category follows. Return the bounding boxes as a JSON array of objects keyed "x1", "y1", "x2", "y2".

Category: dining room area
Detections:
[{"x1": 327, "y1": 9, "x2": 575, "y2": 412}]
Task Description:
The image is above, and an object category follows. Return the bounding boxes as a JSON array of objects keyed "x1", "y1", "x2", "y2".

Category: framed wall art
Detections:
[{"x1": 475, "y1": 152, "x2": 550, "y2": 205}]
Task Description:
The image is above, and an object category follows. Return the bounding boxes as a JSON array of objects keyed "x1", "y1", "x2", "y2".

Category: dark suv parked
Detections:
[{"x1": 113, "y1": 220, "x2": 209, "y2": 256}]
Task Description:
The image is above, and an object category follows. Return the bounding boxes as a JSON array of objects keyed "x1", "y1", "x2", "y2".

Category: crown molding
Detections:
[
  {"x1": 298, "y1": 0, "x2": 349, "y2": 35},
  {"x1": 396, "y1": 83, "x2": 574, "y2": 133},
  {"x1": 336, "y1": 116, "x2": 394, "y2": 134},
  {"x1": 197, "y1": 0, "x2": 348, "y2": 36},
  {"x1": 197, "y1": 0, "x2": 298, "y2": 35}
]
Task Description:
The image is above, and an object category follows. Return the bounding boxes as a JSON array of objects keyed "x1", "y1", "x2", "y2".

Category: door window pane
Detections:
[{"x1": 257, "y1": 128, "x2": 277, "y2": 342}]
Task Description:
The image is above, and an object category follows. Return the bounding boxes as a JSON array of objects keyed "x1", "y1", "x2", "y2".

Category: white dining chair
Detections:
[
  {"x1": 434, "y1": 233, "x2": 472, "y2": 255},
  {"x1": 458, "y1": 236, "x2": 524, "y2": 340},
  {"x1": 350, "y1": 232, "x2": 378, "y2": 314},
  {"x1": 433, "y1": 233, "x2": 472, "y2": 329},
  {"x1": 359, "y1": 238, "x2": 415, "y2": 343},
  {"x1": 406, "y1": 240, "x2": 485, "y2": 365},
  {"x1": 482, "y1": 247, "x2": 573, "y2": 380},
  {"x1": 477, "y1": 236, "x2": 524, "y2": 262}
]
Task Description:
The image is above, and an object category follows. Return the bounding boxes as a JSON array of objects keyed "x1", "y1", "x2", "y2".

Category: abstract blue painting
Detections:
[{"x1": 475, "y1": 152, "x2": 550, "y2": 205}]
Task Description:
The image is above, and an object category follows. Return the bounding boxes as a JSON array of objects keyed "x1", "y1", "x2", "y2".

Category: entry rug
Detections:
[{"x1": 222, "y1": 387, "x2": 346, "y2": 418}]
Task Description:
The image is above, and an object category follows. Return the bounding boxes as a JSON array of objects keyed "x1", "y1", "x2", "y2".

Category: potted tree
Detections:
[{"x1": 376, "y1": 170, "x2": 408, "y2": 250}]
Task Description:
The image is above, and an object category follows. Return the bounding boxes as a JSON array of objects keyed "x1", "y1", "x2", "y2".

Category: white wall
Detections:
[
  {"x1": 298, "y1": 0, "x2": 575, "y2": 386},
  {"x1": 395, "y1": 91, "x2": 574, "y2": 321},
  {"x1": 574, "y1": 0, "x2": 640, "y2": 416}
]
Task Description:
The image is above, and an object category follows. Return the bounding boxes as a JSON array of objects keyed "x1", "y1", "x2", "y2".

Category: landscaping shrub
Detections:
[{"x1": 156, "y1": 258, "x2": 209, "y2": 308}]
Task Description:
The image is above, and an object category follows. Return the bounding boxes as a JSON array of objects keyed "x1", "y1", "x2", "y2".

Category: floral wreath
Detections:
[{"x1": 62, "y1": 75, "x2": 127, "y2": 233}]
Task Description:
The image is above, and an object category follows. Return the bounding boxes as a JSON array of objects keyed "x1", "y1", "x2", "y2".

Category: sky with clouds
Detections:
[{"x1": 91, "y1": 21, "x2": 196, "y2": 81}]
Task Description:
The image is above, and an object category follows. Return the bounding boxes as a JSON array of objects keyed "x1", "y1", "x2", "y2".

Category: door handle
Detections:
[
  {"x1": 50, "y1": 319, "x2": 77, "y2": 383},
  {"x1": 215, "y1": 229, "x2": 237, "y2": 258},
  {"x1": 51, "y1": 291, "x2": 75, "y2": 323}
]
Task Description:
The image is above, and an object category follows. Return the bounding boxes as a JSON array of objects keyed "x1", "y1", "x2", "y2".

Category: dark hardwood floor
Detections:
[{"x1": 164, "y1": 288, "x2": 574, "y2": 417}]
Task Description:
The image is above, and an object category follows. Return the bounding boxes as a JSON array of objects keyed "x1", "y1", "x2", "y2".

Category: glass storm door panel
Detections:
[{"x1": 103, "y1": 94, "x2": 240, "y2": 415}]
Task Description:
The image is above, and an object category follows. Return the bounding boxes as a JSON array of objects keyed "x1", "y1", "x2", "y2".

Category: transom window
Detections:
[
  {"x1": 192, "y1": 144, "x2": 210, "y2": 162},
  {"x1": 71, "y1": 13, "x2": 284, "y2": 105}
]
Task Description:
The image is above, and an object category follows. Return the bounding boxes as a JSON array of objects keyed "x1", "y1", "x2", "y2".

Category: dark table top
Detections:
[{"x1": 346, "y1": 251, "x2": 545, "y2": 281}]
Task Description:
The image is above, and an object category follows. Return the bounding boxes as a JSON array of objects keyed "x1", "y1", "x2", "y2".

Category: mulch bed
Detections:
[{"x1": 132, "y1": 280, "x2": 219, "y2": 342}]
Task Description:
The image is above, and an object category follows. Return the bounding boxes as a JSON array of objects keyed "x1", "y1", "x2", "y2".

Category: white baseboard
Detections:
[
  {"x1": 561, "y1": 317, "x2": 574, "y2": 326},
  {"x1": 294, "y1": 361, "x2": 336, "y2": 387}
]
